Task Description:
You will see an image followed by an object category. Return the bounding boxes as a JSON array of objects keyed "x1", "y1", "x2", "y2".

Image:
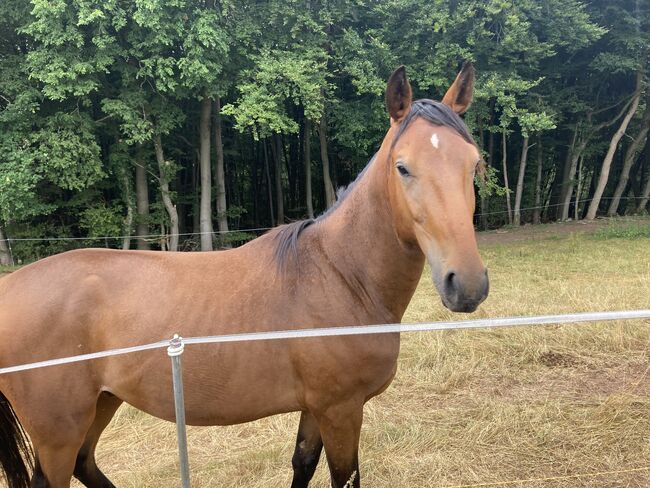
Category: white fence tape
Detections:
[{"x1": 1, "y1": 310, "x2": 649, "y2": 375}]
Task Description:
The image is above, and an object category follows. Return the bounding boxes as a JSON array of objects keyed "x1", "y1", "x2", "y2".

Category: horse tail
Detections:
[{"x1": 0, "y1": 391, "x2": 33, "y2": 488}]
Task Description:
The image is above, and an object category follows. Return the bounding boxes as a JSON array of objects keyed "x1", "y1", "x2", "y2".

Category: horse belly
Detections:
[{"x1": 104, "y1": 342, "x2": 301, "y2": 426}]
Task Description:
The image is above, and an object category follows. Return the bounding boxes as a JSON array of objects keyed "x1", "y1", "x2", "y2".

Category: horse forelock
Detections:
[{"x1": 391, "y1": 99, "x2": 475, "y2": 150}]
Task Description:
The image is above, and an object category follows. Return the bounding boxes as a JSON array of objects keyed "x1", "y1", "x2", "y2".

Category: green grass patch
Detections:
[
  {"x1": 592, "y1": 220, "x2": 650, "y2": 239},
  {"x1": 0, "y1": 265, "x2": 21, "y2": 273}
]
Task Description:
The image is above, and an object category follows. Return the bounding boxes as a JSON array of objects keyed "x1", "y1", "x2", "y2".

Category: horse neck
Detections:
[{"x1": 317, "y1": 137, "x2": 425, "y2": 323}]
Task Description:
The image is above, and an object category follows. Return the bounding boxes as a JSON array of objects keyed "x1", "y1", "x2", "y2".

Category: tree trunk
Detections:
[
  {"x1": 304, "y1": 118, "x2": 314, "y2": 219},
  {"x1": 638, "y1": 174, "x2": 650, "y2": 213},
  {"x1": 533, "y1": 136, "x2": 543, "y2": 225},
  {"x1": 607, "y1": 94, "x2": 650, "y2": 216},
  {"x1": 271, "y1": 134, "x2": 285, "y2": 224},
  {"x1": 638, "y1": 135, "x2": 650, "y2": 212},
  {"x1": 319, "y1": 112, "x2": 336, "y2": 208},
  {"x1": 0, "y1": 226, "x2": 13, "y2": 266},
  {"x1": 557, "y1": 124, "x2": 579, "y2": 220},
  {"x1": 280, "y1": 134, "x2": 293, "y2": 208},
  {"x1": 484, "y1": 126, "x2": 494, "y2": 229},
  {"x1": 513, "y1": 135, "x2": 530, "y2": 226},
  {"x1": 542, "y1": 167, "x2": 556, "y2": 220},
  {"x1": 579, "y1": 169, "x2": 595, "y2": 219},
  {"x1": 153, "y1": 133, "x2": 179, "y2": 251},
  {"x1": 263, "y1": 139, "x2": 275, "y2": 226},
  {"x1": 285, "y1": 133, "x2": 298, "y2": 209},
  {"x1": 214, "y1": 96, "x2": 229, "y2": 238},
  {"x1": 250, "y1": 135, "x2": 259, "y2": 225},
  {"x1": 574, "y1": 155, "x2": 584, "y2": 221},
  {"x1": 559, "y1": 137, "x2": 589, "y2": 221},
  {"x1": 488, "y1": 129, "x2": 495, "y2": 167},
  {"x1": 121, "y1": 174, "x2": 134, "y2": 250},
  {"x1": 502, "y1": 130, "x2": 512, "y2": 225},
  {"x1": 135, "y1": 149, "x2": 150, "y2": 250},
  {"x1": 199, "y1": 95, "x2": 213, "y2": 251},
  {"x1": 159, "y1": 223, "x2": 167, "y2": 251},
  {"x1": 476, "y1": 113, "x2": 488, "y2": 230},
  {"x1": 586, "y1": 79, "x2": 643, "y2": 220},
  {"x1": 487, "y1": 99, "x2": 496, "y2": 168}
]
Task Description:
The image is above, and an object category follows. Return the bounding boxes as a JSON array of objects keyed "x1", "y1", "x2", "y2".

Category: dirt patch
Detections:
[
  {"x1": 537, "y1": 350, "x2": 581, "y2": 368},
  {"x1": 475, "y1": 362, "x2": 650, "y2": 405}
]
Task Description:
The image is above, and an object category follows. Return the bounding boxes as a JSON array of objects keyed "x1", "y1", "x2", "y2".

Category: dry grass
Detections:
[{"x1": 78, "y1": 224, "x2": 649, "y2": 487}]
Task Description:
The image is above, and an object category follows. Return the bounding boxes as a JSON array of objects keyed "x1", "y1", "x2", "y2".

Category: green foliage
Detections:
[
  {"x1": 6, "y1": 222, "x2": 80, "y2": 263},
  {"x1": 219, "y1": 231, "x2": 256, "y2": 246},
  {"x1": 0, "y1": 136, "x2": 52, "y2": 222},
  {"x1": 225, "y1": 205, "x2": 247, "y2": 220},
  {"x1": 331, "y1": 98, "x2": 386, "y2": 158},
  {"x1": 24, "y1": 0, "x2": 126, "y2": 100},
  {"x1": 0, "y1": 111, "x2": 103, "y2": 222},
  {"x1": 1, "y1": 0, "x2": 648, "y2": 261},
  {"x1": 34, "y1": 113, "x2": 104, "y2": 190},
  {"x1": 223, "y1": 48, "x2": 328, "y2": 138},
  {"x1": 79, "y1": 203, "x2": 124, "y2": 238},
  {"x1": 518, "y1": 111, "x2": 556, "y2": 138},
  {"x1": 476, "y1": 165, "x2": 509, "y2": 199}
]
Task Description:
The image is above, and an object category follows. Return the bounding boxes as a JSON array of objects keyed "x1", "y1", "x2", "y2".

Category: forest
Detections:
[{"x1": 0, "y1": 0, "x2": 648, "y2": 264}]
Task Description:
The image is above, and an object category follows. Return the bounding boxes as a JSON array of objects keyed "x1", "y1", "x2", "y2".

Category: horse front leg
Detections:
[
  {"x1": 315, "y1": 400, "x2": 363, "y2": 488},
  {"x1": 291, "y1": 411, "x2": 323, "y2": 488}
]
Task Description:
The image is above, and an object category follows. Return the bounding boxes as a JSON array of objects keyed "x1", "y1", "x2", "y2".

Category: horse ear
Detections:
[
  {"x1": 386, "y1": 66, "x2": 412, "y2": 123},
  {"x1": 442, "y1": 61, "x2": 475, "y2": 115}
]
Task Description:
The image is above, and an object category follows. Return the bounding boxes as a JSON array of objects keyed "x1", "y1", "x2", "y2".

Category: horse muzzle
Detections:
[{"x1": 439, "y1": 268, "x2": 489, "y2": 313}]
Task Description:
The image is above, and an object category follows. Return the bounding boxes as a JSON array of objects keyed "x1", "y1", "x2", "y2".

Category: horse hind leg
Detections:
[
  {"x1": 28, "y1": 389, "x2": 117, "y2": 488},
  {"x1": 0, "y1": 389, "x2": 87, "y2": 488},
  {"x1": 291, "y1": 411, "x2": 323, "y2": 488},
  {"x1": 30, "y1": 436, "x2": 85, "y2": 488},
  {"x1": 73, "y1": 392, "x2": 122, "y2": 488}
]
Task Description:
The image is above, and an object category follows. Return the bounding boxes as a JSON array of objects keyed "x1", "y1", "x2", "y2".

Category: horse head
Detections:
[{"x1": 384, "y1": 64, "x2": 489, "y2": 313}]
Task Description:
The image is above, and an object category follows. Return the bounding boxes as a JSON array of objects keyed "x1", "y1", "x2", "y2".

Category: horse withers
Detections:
[{"x1": 0, "y1": 63, "x2": 488, "y2": 488}]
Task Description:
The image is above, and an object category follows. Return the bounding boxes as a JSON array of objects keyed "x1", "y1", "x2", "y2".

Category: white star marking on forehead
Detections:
[{"x1": 430, "y1": 132, "x2": 440, "y2": 149}]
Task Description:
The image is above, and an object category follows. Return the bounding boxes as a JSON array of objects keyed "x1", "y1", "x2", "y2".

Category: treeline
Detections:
[{"x1": 0, "y1": 0, "x2": 649, "y2": 264}]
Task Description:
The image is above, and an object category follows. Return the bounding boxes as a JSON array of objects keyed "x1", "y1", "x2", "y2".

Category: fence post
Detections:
[{"x1": 168, "y1": 334, "x2": 191, "y2": 488}]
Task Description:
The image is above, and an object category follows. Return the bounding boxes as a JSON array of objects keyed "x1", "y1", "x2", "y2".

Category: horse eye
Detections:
[{"x1": 396, "y1": 163, "x2": 410, "y2": 177}]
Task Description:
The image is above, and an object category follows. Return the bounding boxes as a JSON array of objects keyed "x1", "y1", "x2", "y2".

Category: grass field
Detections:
[{"x1": 54, "y1": 219, "x2": 650, "y2": 486}]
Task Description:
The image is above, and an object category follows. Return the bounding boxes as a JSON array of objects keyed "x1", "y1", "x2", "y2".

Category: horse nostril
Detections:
[
  {"x1": 444, "y1": 271, "x2": 458, "y2": 295},
  {"x1": 482, "y1": 268, "x2": 490, "y2": 296}
]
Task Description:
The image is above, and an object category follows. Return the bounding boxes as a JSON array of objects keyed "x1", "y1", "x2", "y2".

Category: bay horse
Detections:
[{"x1": 0, "y1": 64, "x2": 488, "y2": 488}]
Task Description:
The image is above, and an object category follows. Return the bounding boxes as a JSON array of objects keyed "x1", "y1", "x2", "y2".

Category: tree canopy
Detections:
[{"x1": 1, "y1": 0, "x2": 648, "y2": 263}]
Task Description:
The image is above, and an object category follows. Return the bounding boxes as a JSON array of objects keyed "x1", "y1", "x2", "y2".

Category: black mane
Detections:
[
  {"x1": 273, "y1": 99, "x2": 474, "y2": 271},
  {"x1": 272, "y1": 219, "x2": 315, "y2": 272},
  {"x1": 272, "y1": 157, "x2": 374, "y2": 271}
]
